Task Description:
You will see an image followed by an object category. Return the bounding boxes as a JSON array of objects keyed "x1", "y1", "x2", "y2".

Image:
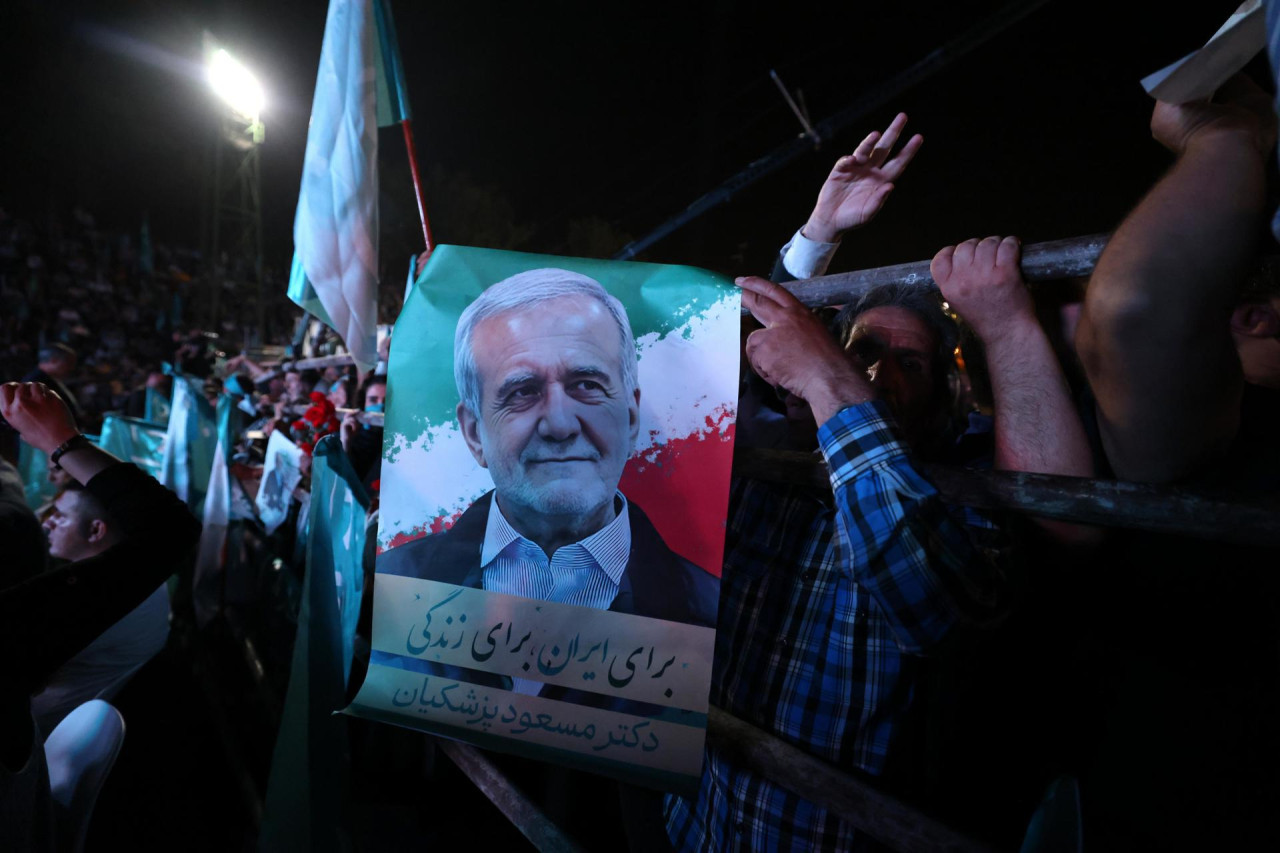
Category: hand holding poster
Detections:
[{"x1": 348, "y1": 246, "x2": 739, "y2": 793}]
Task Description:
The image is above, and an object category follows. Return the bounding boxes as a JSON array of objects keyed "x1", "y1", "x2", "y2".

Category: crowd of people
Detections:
[{"x1": 3, "y1": 68, "x2": 1280, "y2": 851}]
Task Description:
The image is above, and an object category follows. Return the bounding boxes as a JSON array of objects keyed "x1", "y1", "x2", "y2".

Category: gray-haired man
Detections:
[{"x1": 379, "y1": 268, "x2": 718, "y2": 637}]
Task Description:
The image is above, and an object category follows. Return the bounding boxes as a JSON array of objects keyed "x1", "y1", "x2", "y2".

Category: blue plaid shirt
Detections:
[{"x1": 665, "y1": 400, "x2": 1009, "y2": 852}]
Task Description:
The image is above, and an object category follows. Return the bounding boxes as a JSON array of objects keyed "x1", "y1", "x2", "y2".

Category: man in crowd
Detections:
[
  {"x1": 1073, "y1": 73, "x2": 1280, "y2": 846},
  {"x1": 0, "y1": 381, "x2": 200, "y2": 849},
  {"x1": 340, "y1": 374, "x2": 386, "y2": 490},
  {"x1": 378, "y1": 268, "x2": 719, "y2": 633},
  {"x1": 31, "y1": 481, "x2": 170, "y2": 733},
  {"x1": 666, "y1": 113, "x2": 1093, "y2": 850}
]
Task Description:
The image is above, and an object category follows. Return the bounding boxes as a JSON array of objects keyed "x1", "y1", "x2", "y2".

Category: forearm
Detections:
[
  {"x1": 822, "y1": 403, "x2": 1007, "y2": 653},
  {"x1": 984, "y1": 319, "x2": 1093, "y2": 478},
  {"x1": 1077, "y1": 134, "x2": 1262, "y2": 480},
  {"x1": 983, "y1": 318, "x2": 1099, "y2": 543}
]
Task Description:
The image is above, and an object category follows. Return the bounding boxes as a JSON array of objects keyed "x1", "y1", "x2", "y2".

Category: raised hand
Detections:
[
  {"x1": 931, "y1": 236, "x2": 1034, "y2": 342},
  {"x1": 340, "y1": 411, "x2": 359, "y2": 452},
  {"x1": 737, "y1": 277, "x2": 871, "y2": 425},
  {"x1": 803, "y1": 113, "x2": 924, "y2": 243},
  {"x1": 0, "y1": 382, "x2": 79, "y2": 454}
]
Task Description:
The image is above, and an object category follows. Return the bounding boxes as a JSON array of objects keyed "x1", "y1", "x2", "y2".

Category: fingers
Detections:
[
  {"x1": 930, "y1": 245, "x2": 955, "y2": 282},
  {"x1": 871, "y1": 113, "x2": 908, "y2": 164},
  {"x1": 850, "y1": 130, "x2": 881, "y2": 165},
  {"x1": 881, "y1": 133, "x2": 923, "y2": 180},
  {"x1": 995, "y1": 235, "x2": 1021, "y2": 268},
  {"x1": 939, "y1": 236, "x2": 1021, "y2": 279},
  {"x1": 952, "y1": 238, "x2": 978, "y2": 268},
  {"x1": 974, "y1": 235, "x2": 1001, "y2": 267},
  {"x1": 735, "y1": 276, "x2": 801, "y2": 325}
]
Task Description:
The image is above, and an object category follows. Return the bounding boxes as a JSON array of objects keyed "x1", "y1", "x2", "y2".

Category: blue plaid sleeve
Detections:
[{"x1": 818, "y1": 401, "x2": 1009, "y2": 654}]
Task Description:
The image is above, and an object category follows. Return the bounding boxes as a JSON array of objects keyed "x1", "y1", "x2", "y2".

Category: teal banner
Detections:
[
  {"x1": 158, "y1": 373, "x2": 218, "y2": 514},
  {"x1": 260, "y1": 435, "x2": 366, "y2": 852},
  {"x1": 145, "y1": 387, "x2": 172, "y2": 427},
  {"x1": 311, "y1": 436, "x2": 370, "y2": 684},
  {"x1": 99, "y1": 414, "x2": 167, "y2": 481},
  {"x1": 17, "y1": 441, "x2": 57, "y2": 510}
]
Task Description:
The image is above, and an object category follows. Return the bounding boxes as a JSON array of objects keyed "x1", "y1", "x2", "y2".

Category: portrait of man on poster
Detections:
[{"x1": 378, "y1": 268, "x2": 718, "y2": 630}]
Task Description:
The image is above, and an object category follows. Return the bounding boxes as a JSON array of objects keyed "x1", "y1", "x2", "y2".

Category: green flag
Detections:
[
  {"x1": 260, "y1": 434, "x2": 367, "y2": 852},
  {"x1": 17, "y1": 441, "x2": 57, "y2": 510},
  {"x1": 158, "y1": 373, "x2": 218, "y2": 514},
  {"x1": 145, "y1": 387, "x2": 172, "y2": 427},
  {"x1": 193, "y1": 393, "x2": 243, "y2": 627},
  {"x1": 98, "y1": 414, "x2": 167, "y2": 481}
]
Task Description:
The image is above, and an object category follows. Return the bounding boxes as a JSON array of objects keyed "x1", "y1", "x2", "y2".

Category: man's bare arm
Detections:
[
  {"x1": 934, "y1": 236, "x2": 1096, "y2": 542},
  {"x1": 1075, "y1": 75, "x2": 1276, "y2": 483}
]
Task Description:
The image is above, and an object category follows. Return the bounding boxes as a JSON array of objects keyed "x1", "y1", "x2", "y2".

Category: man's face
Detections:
[
  {"x1": 42, "y1": 491, "x2": 96, "y2": 561},
  {"x1": 365, "y1": 382, "x2": 386, "y2": 409},
  {"x1": 284, "y1": 371, "x2": 304, "y2": 400},
  {"x1": 845, "y1": 306, "x2": 940, "y2": 441},
  {"x1": 458, "y1": 296, "x2": 639, "y2": 527}
]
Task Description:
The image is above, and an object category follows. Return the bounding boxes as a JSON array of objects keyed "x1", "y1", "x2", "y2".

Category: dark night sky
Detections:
[{"x1": 1, "y1": 0, "x2": 1262, "y2": 289}]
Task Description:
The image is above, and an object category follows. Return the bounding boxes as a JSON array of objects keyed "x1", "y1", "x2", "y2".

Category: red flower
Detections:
[
  {"x1": 326, "y1": 417, "x2": 341, "y2": 433},
  {"x1": 321, "y1": 399, "x2": 336, "y2": 416},
  {"x1": 304, "y1": 406, "x2": 326, "y2": 426},
  {"x1": 309, "y1": 391, "x2": 326, "y2": 404},
  {"x1": 298, "y1": 440, "x2": 315, "y2": 456},
  {"x1": 291, "y1": 419, "x2": 307, "y2": 431}
]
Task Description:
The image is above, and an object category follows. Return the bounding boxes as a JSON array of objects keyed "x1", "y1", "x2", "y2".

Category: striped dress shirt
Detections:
[
  {"x1": 665, "y1": 401, "x2": 1009, "y2": 851},
  {"x1": 481, "y1": 493, "x2": 631, "y2": 695}
]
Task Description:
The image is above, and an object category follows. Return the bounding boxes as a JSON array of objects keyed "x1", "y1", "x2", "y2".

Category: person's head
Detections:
[
  {"x1": 834, "y1": 283, "x2": 958, "y2": 449},
  {"x1": 45, "y1": 456, "x2": 73, "y2": 490},
  {"x1": 284, "y1": 370, "x2": 304, "y2": 401},
  {"x1": 327, "y1": 378, "x2": 353, "y2": 409},
  {"x1": 145, "y1": 371, "x2": 170, "y2": 393},
  {"x1": 454, "y1": 269, "x2": 640, "y2": 544},
  {"x1": 359, "y1": 376, "x2": 387, "y2": 410},
  {"x1": 42, "y1": 483, "x2": 122, "y2": 561},
  {"x1": 38, "y1": 343, "x2": 77, "y2": 379},
  {"x1": 1232, "y1": 258, "x2": 1280, "y2": 389}
]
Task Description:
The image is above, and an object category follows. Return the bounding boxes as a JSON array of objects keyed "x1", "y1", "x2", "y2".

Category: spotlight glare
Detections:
[{"x1": 207, "y1": 48, "x2": 264, "y2": 119}]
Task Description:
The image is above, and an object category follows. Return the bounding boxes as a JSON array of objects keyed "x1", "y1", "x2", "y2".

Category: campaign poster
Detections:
[
  {"x1": 256, "y1": 430, "x2": 304, "y2": 534},
  {"x1": 347, "y1": 245, "x2": 739, "y2": 793}
]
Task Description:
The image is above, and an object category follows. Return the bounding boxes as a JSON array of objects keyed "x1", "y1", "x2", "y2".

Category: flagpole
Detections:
[{"x1": 400, "y1": 118, "x2": 433, "y2": 253}]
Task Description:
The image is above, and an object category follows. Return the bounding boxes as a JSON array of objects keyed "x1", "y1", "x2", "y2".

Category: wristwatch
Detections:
[{"x1": 50, "y1": 434, "x2": 92, "y2": 470}]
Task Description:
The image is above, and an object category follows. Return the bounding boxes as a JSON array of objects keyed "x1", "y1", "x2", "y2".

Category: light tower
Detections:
[{"x1": 203, "y1": 37, "x2": 266, "y2": 343}]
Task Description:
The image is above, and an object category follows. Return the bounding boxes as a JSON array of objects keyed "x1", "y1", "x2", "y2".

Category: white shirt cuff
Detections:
[{"x1": 780, "y1": 229, "x2": 841, "y2": 280}]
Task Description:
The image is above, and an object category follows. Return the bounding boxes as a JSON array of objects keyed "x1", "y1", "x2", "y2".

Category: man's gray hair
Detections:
[{"x1": 454, "y1": 268, "x2": 639, "y2": 415}]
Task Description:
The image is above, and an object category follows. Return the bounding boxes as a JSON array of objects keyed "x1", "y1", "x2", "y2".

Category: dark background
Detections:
[{"x1": 0, "y1": 0, "x2": 1265, "y2": 293}]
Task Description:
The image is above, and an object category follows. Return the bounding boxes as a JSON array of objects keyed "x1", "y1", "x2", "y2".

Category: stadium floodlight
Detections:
[{"x1": 207, "y1": 47, "x2": 264, "y2": 121}]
